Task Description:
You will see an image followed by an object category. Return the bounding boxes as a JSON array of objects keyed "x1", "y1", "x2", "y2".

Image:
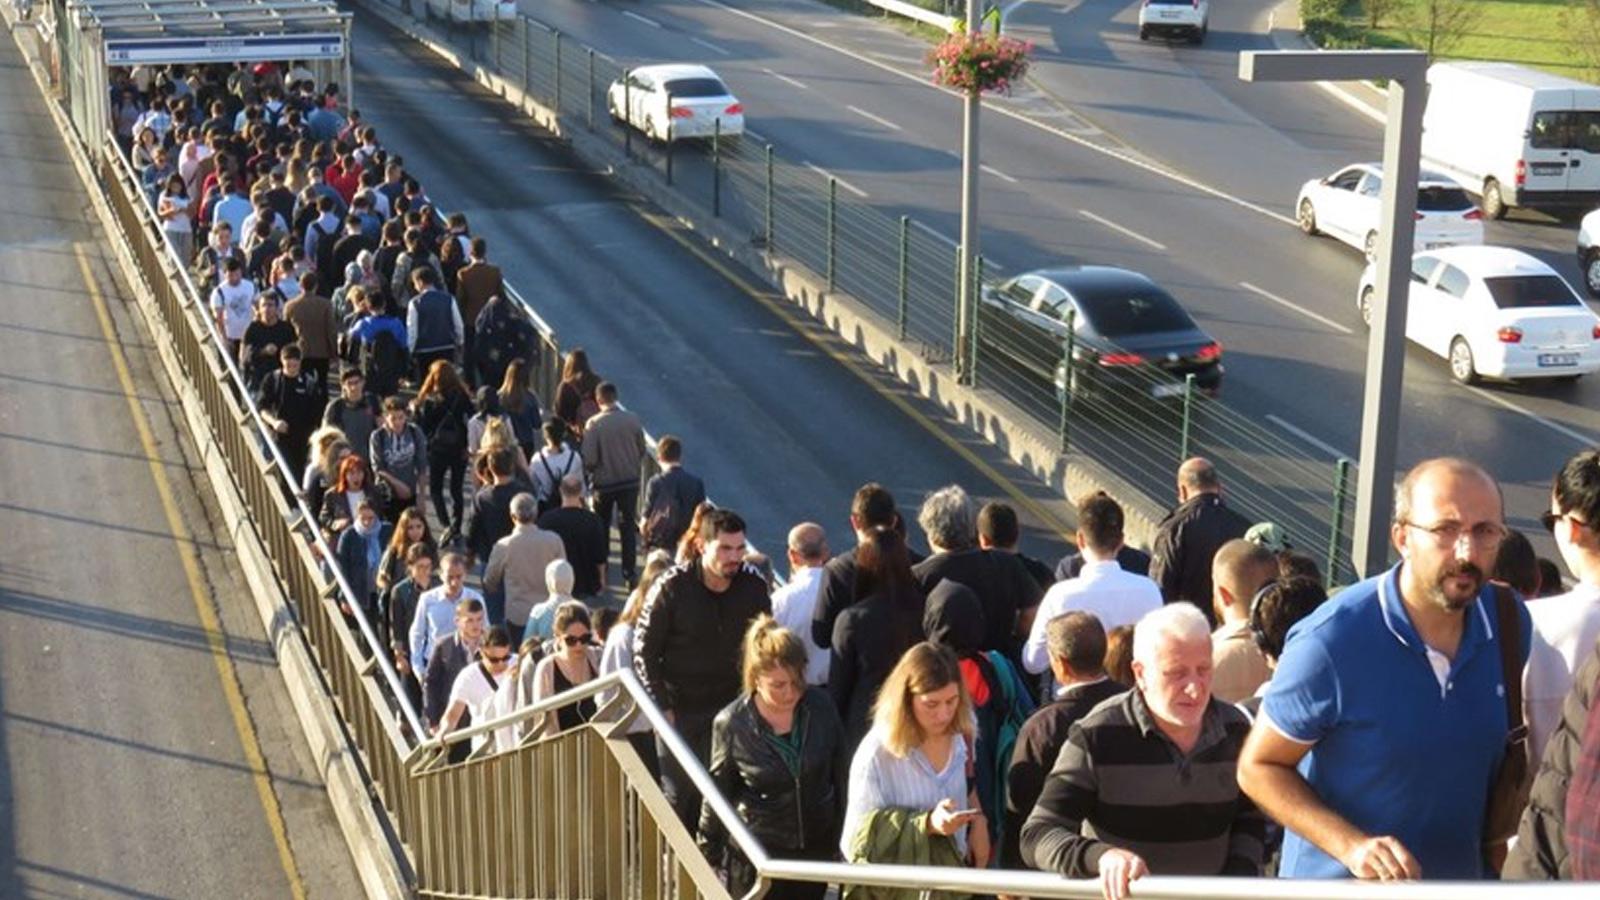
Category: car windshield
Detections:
[
  {"x1": 1482, "y1": 275, "x2": 1582, "y2": 309},
  {"x1": 1417, "y1": 185, "x2": 1474, "y2": 212},
  {"x1": 663, "y1": 78, "x2": 728, "y2": 98},
  {"x1": 1080, "y1": 288, "x2": 1195, "y2": 337}
]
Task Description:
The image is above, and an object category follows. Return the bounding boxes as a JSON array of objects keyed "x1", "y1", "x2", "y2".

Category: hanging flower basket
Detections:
[{"x1": 927, "y1": 32, "x2": 1033, "y2": 95}]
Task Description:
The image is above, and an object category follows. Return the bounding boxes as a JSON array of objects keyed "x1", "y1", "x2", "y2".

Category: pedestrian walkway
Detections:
[{"x1": 0, "y1": 23, "x2": 362, "y2": 899}]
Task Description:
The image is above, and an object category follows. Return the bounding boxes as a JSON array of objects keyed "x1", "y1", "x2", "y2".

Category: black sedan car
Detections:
[{"x1": 978, "y1": 266, "x2": 1223, "y2": 399}]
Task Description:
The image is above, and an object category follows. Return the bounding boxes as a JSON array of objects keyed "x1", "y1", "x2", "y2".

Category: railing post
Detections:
[
  {"x1": 1327, "y1": 457, "x2": 1353, "y2": 589},
  {"x1": 896, "y1": 215, "x2": 909, "y2": 341},
  {"x1": 586, "y1": 48, "x2": 595, "y2": 130},
  {"x1": 764, "y1": 143, "x2": 774, "y2": 250},
  {"x1": 553, "y1": 31, "x2": 563, "y2": 113},
  {"x1": 1179, "y1": 372, "x2": 1196, "y2": 460},
  {"x1": 491, "y1": 12, "x2": 499, "y2": 69},
  {"x1": 969, "y1": 254, "x2": 983, "y2": 386},
  {"x1": 826, "y1": 176, "x2": 837, "y2": 291},
  {"x1": 521, "y1": 17, "x2": 530, "y2": 100},
  {"x1": 1059, "y1": 308, "x2": 1076, "y2": 452},
  {"x1": 952, "y1": 244, "x2": 961, "y2": 367},
  {"x1": 712, "y1": 118, "x2": 722, "y2": 217},
  {"x1": 623, "y1": 70, "x2": 631, "y2": 157},
  {"x1": 663, "y1": 91, "x2": 673, "y2": 185}
]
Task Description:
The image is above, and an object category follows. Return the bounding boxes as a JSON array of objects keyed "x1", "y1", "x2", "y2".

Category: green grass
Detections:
[{"x1": 1308, "y1": 0, "x2": 1595, "y2": 81}]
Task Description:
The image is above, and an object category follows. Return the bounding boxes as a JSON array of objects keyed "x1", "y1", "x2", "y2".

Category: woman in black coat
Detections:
[
  {"x1": 699, "y1": 616, "x2": 849, "y2": 900},
  {"x1": 828, "y1": 528, "x2": 926, "y2": 755}
]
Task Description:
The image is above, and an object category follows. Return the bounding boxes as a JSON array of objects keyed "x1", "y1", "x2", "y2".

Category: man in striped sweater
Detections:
[{"x1": 1020, "y1": 602, "x2": 1265, "y2": 900}]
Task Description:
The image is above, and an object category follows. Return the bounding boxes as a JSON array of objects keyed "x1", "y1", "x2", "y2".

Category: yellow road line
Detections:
[
  {"x1": 633, "y1": 207, "x2": 1073, "y2": 541},
  {"x1": 75, "y1": 246, "x2": 309, "y2": 900}
]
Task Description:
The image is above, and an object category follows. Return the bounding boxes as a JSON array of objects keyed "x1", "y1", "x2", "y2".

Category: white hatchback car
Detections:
[
  {"x1": 1578, "y1": 207, "x2": 1600, "y2": 298},
  {"x1": 606, "y1": 64, "x2": 744, "y2": 143},
  {"x1": 1137, "y1": 0, "x2": 1208, "y2": 43},
  {"x1": 1355, "y1": 246, "x2": 1600, "y2": 383},
  {"x1": 1298, "y1": 164, "x2": 1484, "y2": 259}
]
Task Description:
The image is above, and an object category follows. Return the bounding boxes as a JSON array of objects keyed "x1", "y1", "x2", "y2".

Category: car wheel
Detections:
[
  {"x1": 1358, "y1": 287, "x2": 1374, "y2": 326},
  {"x1": 1482, "y1": 178, "x2": 1508, "y2": 220},
  {"x1": 1363, "y1": 230, "x2": 1379, "y2": 262},
  {"x1": 1192, "y1": 23, "x2": 1206, "y2": 43},
  {"x1": 1297, "y1": 199, "x2": 1319, "y2": 236},
  {"x1": 1584, "y1": 250, "x2": 1600, "y2": 299},
  {"x1": 1138, "y1": 26, "x2": 1149, "y2": 40},
  {"x1": 1449, "y1": 337, "x2": 1479, "y2": 384}
]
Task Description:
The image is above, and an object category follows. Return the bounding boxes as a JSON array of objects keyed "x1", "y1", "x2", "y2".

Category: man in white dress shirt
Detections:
[
  {"x1": 1526, "y1": 450, "x2": 1600, "y2": 761},
  {"x1": 1023, "y1": 492, "x2": 1162, "y2": 689},
  {"x1": 769, "y1": 522, "x2": 832, "y2": 685}
]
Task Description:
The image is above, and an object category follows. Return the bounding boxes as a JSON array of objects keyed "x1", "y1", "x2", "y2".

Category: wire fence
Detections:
[{"x1": 396, "y1": 1, "x2": 1361, "y2": 582}]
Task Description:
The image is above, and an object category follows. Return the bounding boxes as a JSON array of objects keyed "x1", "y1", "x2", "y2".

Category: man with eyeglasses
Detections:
[
  {"x1": 1507, "y1": 449, "x2": 1600, "y2": 879},
  {"x1": 1238, "y1": 457, "x2": 1530, "y2": 882}
]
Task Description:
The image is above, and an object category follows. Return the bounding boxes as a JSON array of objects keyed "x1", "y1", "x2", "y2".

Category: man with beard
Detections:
[
  {"x1": 1238, "y1": 457, "x2": 1531, "y2": 881},
  {"x1": 632, "y1": 508, "x2": 771, "y2": 826}
]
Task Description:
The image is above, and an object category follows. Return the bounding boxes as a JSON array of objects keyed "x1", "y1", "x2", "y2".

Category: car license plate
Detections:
[
  {"x1": 1151, "y1": 382, "x2": 1187, "y2": 398},
  {"x1": 1160, "y1": 10, "x2": 1180, "y2": 16},
  {"x1": 1530, "y1": 162, "x2": 1567, "y2": 177},
  {"x1": 1539, "y1": 353, "x2": 1579, "y2": 367}
]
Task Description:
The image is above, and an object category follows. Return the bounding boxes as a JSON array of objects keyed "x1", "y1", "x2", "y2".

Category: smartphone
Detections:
[{"x1": 951, "y1": 808, "x2": 981, "y2": 818}]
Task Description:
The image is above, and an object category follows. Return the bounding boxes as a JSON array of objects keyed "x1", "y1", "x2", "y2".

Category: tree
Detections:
[
  {"x1": 1363, "y1": 0, "x2": 1402, "y2": 29},
  {"x1": 1400, "y1": 0, "x2": 1484, "y2": 59}
]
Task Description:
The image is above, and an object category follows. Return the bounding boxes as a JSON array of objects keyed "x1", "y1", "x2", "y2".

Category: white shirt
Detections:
[
  {"x1": 1524, "y1": 582, "x2": 1600, "y2": 761},
  {"x1": 841, "y1": 725, "x2": 971, "y2": 858},
  {"x1": 771, "y1": 565, "x2": 829, "y2": 685},
  {"x1": 1022, "y1": 559, "x2": 1162, "y2": 675},
  {"x1": 447, "y1": 662, "x2": 513, "y2": 751},
  {"x1": 210, "y1": 278, "x2": 258, "y2": 341}
]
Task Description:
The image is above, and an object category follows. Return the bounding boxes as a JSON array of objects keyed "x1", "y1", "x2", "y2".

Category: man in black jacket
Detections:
[
  {"x1": 1148, "y1": 458, "x2": 1250, "y2": 623},
  {"x1": 638, "y1": 435, "x2": 706, "y2": 554},
  {"x1": 912, "y1": 485, "x2": 1042, "y2": 663},
  {"x1": 1004, "y1": 611, "x2": 1123, "y2": 869},
  {"x1": 633, "y1": 508, "x2": 772, "y2": 825}
]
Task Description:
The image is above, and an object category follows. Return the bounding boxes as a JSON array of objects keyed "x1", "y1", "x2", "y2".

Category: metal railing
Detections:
[
  {"x1": 392, "y1": 0, "x2": 1363, "y2": 583},
  {"x1": 75, "y1": 51, "x2": 1593, "y2": 900}
]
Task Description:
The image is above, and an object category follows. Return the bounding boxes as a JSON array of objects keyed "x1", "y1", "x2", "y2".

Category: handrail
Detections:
[{"x1": 102, "y1": 136, "x2": 427, "y2": 743}]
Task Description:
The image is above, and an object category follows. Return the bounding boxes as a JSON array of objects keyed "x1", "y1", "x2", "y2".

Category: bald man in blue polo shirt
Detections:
[{"x1": 1237, "y1": 457, "x2": 1531, "y2": 881}]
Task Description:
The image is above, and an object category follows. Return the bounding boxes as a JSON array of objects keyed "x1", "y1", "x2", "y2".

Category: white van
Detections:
[{"x1": 1421, "y1": 62, "x2": 1600, "y2": 219}]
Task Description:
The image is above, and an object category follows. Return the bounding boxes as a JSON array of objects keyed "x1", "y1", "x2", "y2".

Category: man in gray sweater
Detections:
[{"x1": 581, "y1": 382, "x2": 647, "y2": 587}]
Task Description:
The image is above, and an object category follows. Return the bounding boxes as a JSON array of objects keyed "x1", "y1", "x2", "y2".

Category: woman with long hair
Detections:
[
  {"x1": 840, "y1": 642, "x2": 989, "y2": 870},
  {"x1": 554, "y1": 348, "x2": 602, "y2": 435},
  {"x1": 412, "y1": 360, "x2": 473, "y2": 542},
  {"x1": 675, "y1": 501, "x2": 716, "y2": 567},
  {"x1": 156, "y1": 172, "x2": 194, "y2": 265},
  {"x1": 320, "y1": 454, "x2": 383, "y2": 538},
  {"x1": 474, "y1": 414, "x2": 531, "y2": 487},
  {"x1": 529, "y1": 417, "x2": 582, "y2": 516},
  {"x1": 530, "y1": 602, "x2": 602, "y2": 734},
  {"x1": 497, "y1": 358, "x2": 542, "y2": 457},
  {"x1": 302, "y1": 431, "x2": 352, "y2": 517},
  {"x1": 698, "y1": 617, "x2": 847, "y2": 899},
  {"x1": 376, "y1": 506, "x2": 437, "y2": 594},
  {"x1": 598, "y1": 549, "x2": 674, "y2": 775},
  {"x1": 829, "y1": 528, "x2": 926, "y2": 753}
]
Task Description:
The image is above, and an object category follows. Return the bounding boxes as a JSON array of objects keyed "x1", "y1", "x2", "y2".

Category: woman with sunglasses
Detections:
[
  {"x1": 530, "y1": 602, "x2": 601, "y2": 734},
  {"x1": 439, "y1": 625, "x2": 517, "y2": 753}
]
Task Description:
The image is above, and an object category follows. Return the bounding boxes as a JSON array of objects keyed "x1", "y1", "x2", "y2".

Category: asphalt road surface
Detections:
[
  {"x1": 351, "y1": 11, "x2": 1077, "y2": 565},
  {"x1": 0, "y1": 29, "x2": 361, "y2": 900},
  {"x1": 465, "y1": 0, "x2": 1600, "y2": 564}
]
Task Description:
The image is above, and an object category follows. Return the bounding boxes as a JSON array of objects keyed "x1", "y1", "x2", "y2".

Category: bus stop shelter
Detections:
[{"x1": 56, "y1": 0, "x2": 352, "y2": 144}]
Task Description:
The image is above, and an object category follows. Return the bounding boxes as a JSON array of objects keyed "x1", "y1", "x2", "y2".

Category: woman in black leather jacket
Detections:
[{"x1": 698, "y1": 616, "x2": 850, "y2": 899}]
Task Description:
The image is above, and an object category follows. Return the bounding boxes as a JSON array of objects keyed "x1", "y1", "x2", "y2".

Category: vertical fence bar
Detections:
[
  {"x1": 897, "y1": 216, "x2": 909, "y2": 341},
  {"x1": 712, "y1": 118, "x2": 722, "y2": 217},
  {"x1": 623, "y1": 70, "x2": 632, "y2": 157},
  {"x1": 764, "y1": 144, "x2": 774, "y2": 250},
  {"x1": 663, "y1": 91, "x2": 673, "y2": 185},
  {"x1": 553, "y1": 31, "x2": 563, "y2": 113},
  {"x1": 587, "y1": 48, "x2": 595, "y2": 130},
  {"x1": 1059, "y1": 309, "x2": 1076, "y2": 452},
  {"x1": 969, "y1": 254, "x2": 983, "y2": 386},
  {"x1": 1180, "y1": 372, "x2": 1196, "y2": 460},
  {"x1": 952, "y1": 245, "x2": 961, "y2": 367},
  {"x1": 521, "y1": 17, "x2": 530, "y2": 100},
  {"x1": 1327, "y1": 457, "x2": 1353, "y2": 589},
  {"x1": 826, "y1": 176, "x2": 837, "y2": 291}
]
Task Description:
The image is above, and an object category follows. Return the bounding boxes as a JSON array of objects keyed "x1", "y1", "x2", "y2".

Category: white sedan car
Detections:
[
  {"x1": 1298, "y1": 163, "x2": 1484, "y2": 260},
  {"x1": 606, "y1": 64, "x2": 744, "y2": 143},
  {"x1": 1355, "y1": 246, "x2": 1600, "y2": 384},
  {"x1": 1578, "y1": 207, "x2": 1600, "y2": 298},
  {"x1": 1137, "y1": 0, "x2": 1208, "y2": 42}
]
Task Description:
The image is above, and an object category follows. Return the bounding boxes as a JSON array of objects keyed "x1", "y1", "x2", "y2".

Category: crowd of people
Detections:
[{"x1": 113, "y1": 58, "x2": 1600, "y2": 898}]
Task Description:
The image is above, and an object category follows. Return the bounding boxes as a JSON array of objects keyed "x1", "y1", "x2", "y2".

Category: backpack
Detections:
[
  {"x1": 426, "y1": 394, "x2": 468, "y2": 460},
  {"x1": 310, "y1": 220, "x2": 337, "y2": 276},
  {"x1": 641, "y1": 474, "x2": 694, "y2": 550},
  {"x1": 361, "y1": 327, "x2": 407, "y2": 398},
  {"x1": 981, "y1": 649, "x2": 1037, "y2": 864},
  {"x1": 535, "y1": 448, "x2": 579, "y2": 515}
]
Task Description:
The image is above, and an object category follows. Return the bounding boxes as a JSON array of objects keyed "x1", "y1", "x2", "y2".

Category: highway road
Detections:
[
  {"x1": 476, "y1": 0, "x2": 1600, "y2": 561},
  {"x1": 0, "y1": 27, "x2": 361, "y2": 898},
  {"x1": 350, "y1": 12, "x2": 1077, "y2": 565}
]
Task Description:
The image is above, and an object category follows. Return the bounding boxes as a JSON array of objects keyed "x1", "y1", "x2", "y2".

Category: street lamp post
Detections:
[
  {"x1": 1238, "y1": 49, "x2": 1428, "y2": 578},
  {"x1": 956, "y1": 1, "x2": 982, "y2": 384}
]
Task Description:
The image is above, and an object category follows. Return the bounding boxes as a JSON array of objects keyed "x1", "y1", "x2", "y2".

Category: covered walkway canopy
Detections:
[{"x1": 58, "y1": 0, "x2": 353, "y2": 142}]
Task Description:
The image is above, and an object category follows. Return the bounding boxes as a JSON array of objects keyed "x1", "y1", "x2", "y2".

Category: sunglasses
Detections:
[
  {"x1": 1541, "y1": 510, "x2": 1591, "y2": 534},
  {"x1": 483, "y1": 653, "x2": 511, "y2": 664},
  {"x1": 561, "y1": 634, "x2": 593, "y2": 647}
]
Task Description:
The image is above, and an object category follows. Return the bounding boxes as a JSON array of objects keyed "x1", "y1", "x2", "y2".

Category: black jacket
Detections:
[
  {"x1": 640, "y1": 466, "x2": 706, "y2": 550},
  {"x1": 632, "y1": 559, "x2": 771, "y2": 718},
  {"x1": 698, "y1": 688, "x2": 849, "y2": 881},
  {"x1": 829, "y1": 587, "x2": 924, "y2": 753},
  {"x1": 811, "y1": 544, "x2": 929, "y2": 650},
  {"x1": 423, "y1": 634, "x2": 473, "y2": 728},
  {"x1": 913, "y1": 547, "x2": 1042, "y2": 659},
  {"x1": 1148, "y1": 493, "x2": 1251, "y2": 617}
]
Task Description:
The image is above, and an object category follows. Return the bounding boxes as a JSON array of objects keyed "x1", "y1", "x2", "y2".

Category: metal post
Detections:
[
  {"x1": 969, "y1": 255, "x2": 984, "y2": 386},
  {"x1": 955, "y1": 0, "x2": 983, "y2": 386},
  {"x1": 764, "y1": 144, "x2": 775, "y2": 250},
  {"x1": 521, "y1": 18, "x2": 530, "y2": 99},
  {"x1": 1327, "y1": 457, "x2": 1353, "y2": 589},
  {"x1": 712, "y1": 118, "x2": 722, "y2": 217},
  {"x1": 663, "y1": 91, "x2": 673, "y2": 185},
  {"x1": 826, "y1": 177, "x2": 837, "y2": 291},
  {"x1": 554, "y1": 31, "x2": 563, "y2": 113},
  {"x1": 587, "y1": 49, "x2": 595, "y2": 130},
  {"x1": 623, "y1": 70, "x2": 631, "y2": 157},
  {"x1": 1179, "y1": 372, "x2": 1196, "y2": 460},
  {"x1": 952, "y1": 245, "x2": 962, "y2": 366},
  {"x1": 1059, "y1": 308, "x2": 1076, "y2": 452},
  {"x1": 897, "y1": 216, "x2": 909, "y2": 341}
]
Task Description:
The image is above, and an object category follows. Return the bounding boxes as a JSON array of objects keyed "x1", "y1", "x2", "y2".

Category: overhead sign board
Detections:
[{"x1": 105, "y1": 33, "x2": 343, "y2": 65}]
